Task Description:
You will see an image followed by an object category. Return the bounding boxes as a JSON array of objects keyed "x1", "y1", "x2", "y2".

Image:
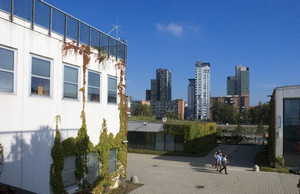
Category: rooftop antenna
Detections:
[{"x1": 108, "y1": 14, "x2": 121, "y2": 40}]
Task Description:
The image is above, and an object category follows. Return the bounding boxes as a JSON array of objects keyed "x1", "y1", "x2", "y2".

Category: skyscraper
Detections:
[
  {"x1": 227, "y1": 65, "x2": 249, "y2": 97},
  {"x1": 187, "y1": 78, "x2": 195, "y2": 118},
  {"x1": 195, "y1": 61, "x2": 210, "y2": 120},
  {"x1": 151, "y1": 68, "x2": 172, "y2": 101}
]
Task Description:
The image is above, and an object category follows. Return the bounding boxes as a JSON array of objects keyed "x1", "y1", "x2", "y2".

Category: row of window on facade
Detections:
[
  {"x1": 63, "y1": 150, "x2": 117, "y2": 187},
  {"x1": 0, "y1": 46, "x2": 117, "y2": 103}
]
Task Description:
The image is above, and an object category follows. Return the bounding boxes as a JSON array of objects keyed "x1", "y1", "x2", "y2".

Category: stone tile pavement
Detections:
[{"x1": 127, "y1": 144, "x2": 300, "y2": 194}]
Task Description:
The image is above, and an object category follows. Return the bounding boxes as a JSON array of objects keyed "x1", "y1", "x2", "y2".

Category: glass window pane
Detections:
[
  {"x1": 14, "y1": 0, "x2": 32, "y2": 21},
  {"x1": 52, "y1": 8, "x2": 65, "y2": 35},
  {"x1": 109, "y1": 149, "x2": 117, "y2": 174},
  {"x1": 108, "y1": 77, "x2": 117, "y2": 90},
  {"x1": 64, "y1": 66, "x2": 78, "y2": 83},
  {"x1": 80, "y1": 22, "x2": 89, "y2": 45},
  {"x1": 67, "y1": 16, "x2": 78, "y2": 40},
  {"x1": 87, "y1": 153, "x2": 98, "y2": 166},
  {"x1": 32, "y1": 57, "x2": 50, "y2": 77},
  {"x1": 64, "y1": 83, "x2": 77, "y2": 99},
  {"x1": 62, "y1": 170, "x2": 76, "y2": 187},
  {"x1": 88, "y1": 87, "x2": 99, "y2": 102},
  {"x1": 88, "y1": 71, "x2": 100, "y2": 87},
  {"x1": 35, "y1": 0, "x2": 50, "y2": 29},
  {"x1": 108, "y1": 91, "x2": 117, "y2": 103},
  {"x1": 31, "y1": 77, "x2": 50, "y2": 96},
  {"x1": 0, "y1": 71, "x2": 13, "y2": 92},
  {"x1": 63, "y1": 156, "x2": 76, "y2": 171},
  {"x1": 87, "y1": 165, "x2": 99, "y2": 181},
  {"x1": 0, "y1": 0, "x2": 11, "y2": 13},
  {"x1": 0, "y1": 47, "x2": 14, "y2": 70}
]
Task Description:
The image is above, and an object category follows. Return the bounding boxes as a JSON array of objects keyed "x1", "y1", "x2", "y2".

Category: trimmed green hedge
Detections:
[{"x1": 163, "y1": 122, "x2": 217, "y2": 155}]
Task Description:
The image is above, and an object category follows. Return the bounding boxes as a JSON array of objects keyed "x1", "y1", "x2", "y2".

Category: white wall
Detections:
[{"x1": 0, "y1": 12, "x2": 122, "y2": 193}]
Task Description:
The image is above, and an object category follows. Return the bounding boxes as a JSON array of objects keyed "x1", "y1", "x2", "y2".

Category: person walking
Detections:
[
  {"x1": 213, "y1": 149, "x2": 221, "y2": 169},
  {"x1": 216, "y1": 153, "x2": 222, "y2": 171},
  {"x1": 220, "y1": 154, "x2": 228, "y2": 174}
]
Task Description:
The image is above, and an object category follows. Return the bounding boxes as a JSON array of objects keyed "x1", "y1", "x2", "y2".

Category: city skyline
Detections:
[{"x1": 45, "y1": 0, "x2": 300, "y2": 106}]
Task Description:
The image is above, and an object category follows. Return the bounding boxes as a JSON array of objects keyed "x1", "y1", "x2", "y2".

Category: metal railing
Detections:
[{"x1": 0, "y1": 0, "x2": 127, "y2": 60}]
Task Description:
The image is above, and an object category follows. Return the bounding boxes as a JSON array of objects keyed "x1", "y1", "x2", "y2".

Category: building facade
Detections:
[
  {"x1": 210, "y1": 95, "x2": 249, "y2": 114},
  {"x1": 187, "y1": 78, "x2": 195, "y2": 119},
  {"x1": 195, "y1": 61, "x2": 210, "y2": 120},
  {"x1": 151, "y1": 68, "x2": 172, "y2": 101},
  {"x1": 227, "y1": 65, "x2": 249, "y2": 97},
  {"x1": 0, "y1": 1, "x2": 127, "y2": 193},
  {"x1": 270, "y1": 85, "x2": 300, "y2": 167}
]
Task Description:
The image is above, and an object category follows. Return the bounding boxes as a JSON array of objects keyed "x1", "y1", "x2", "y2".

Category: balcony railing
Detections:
[{"x1": 0, "y1": 0, "x2": 127, "y2": 60}]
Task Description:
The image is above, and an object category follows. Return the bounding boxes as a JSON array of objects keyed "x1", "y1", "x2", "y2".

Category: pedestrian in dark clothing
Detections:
[{"x1": 220, "y1": 154, "x2": 229, "y2": 174}]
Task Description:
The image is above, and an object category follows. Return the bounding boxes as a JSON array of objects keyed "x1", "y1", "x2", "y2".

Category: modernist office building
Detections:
[
  {"x1": 227, "y1": 65, "x2": 249, "y2": 97},
  {"x1": 195, "y1": 61, "x2": 210, "y2": 120},
  {"x1": 0, "y1": 1, "x2": 127, "y2": 193}
]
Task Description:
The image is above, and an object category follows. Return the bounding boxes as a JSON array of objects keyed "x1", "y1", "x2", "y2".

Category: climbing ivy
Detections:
[{"x1": 50, "y1": 41, "x2": 127, "y2": 193}]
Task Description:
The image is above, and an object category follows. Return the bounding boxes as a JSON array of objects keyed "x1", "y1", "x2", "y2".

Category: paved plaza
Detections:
[{"x1": 127, "y1": 144, "x2": 300, "y2": 194}]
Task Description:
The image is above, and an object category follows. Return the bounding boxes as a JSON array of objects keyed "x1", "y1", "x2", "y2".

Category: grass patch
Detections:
[
  {"x1": 128, "y1": 144, "x2": 218, "y2": 158},
  {"x1": 111, "y1": 181, "x2": 144, "y2": 194}
]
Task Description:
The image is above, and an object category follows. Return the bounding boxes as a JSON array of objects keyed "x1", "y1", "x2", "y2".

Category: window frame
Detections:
[
  {"x1": 30, "y1": 54, "x2": 52, "y2": 97},
  {"x1": 107, "y1": 76, "x2": 118, "y2": 104},
  {"x1": 87, "y1": 70, "x2": 101, "y2": 103},
  {"x1": 0, "y1": 45, "x2": 16, "y2": 94},
  {"x1": 63, "y1": 63, "x2": 79, "y2": 100},
  {"x1": 62, "y1": 155, "x2": 77, "y2": 188},
  {"x1": 109, "y1": 149, "x2": 118, "y2": 174}
]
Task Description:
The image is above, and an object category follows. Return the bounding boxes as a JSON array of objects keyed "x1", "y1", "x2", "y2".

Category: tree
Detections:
[
  {"x1": 211, "y1": 101, "x2": 238, "y2": 124},
  {"x1": 134, "y1": 104, "x2": 152, "y2": 117}
]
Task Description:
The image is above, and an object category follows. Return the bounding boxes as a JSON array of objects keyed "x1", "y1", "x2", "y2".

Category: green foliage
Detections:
[
  {"x1": 134, "y1": 104, "x2": 152, "y2": 117},
  {"x1": 50, "y1": 130, "x2": 66, "y2": 194},
  {"x1": 234, "y1": 124, "x2": 245, "y2": 134},
  {"x1": 211, "y1": 101, "x2": 238, "y2": 124},
  {"x1": 166, "y1": 111, "x2": 179, "y2": 120},
  {"x1": 163, "y1": 122, "x2": 217, "y2": 155},
  {"x1": 254, "y1": 148, "x2": 270, "y2": 167},
  {"x1": 243, "y1": 102, "x2": 270, "y2": 125},
  {"x1": 275, "y1": 157, "x2": 284, "y2": 167},
  {"x1": 256, "y1": 123, "x2": 266, "y2": 134}
]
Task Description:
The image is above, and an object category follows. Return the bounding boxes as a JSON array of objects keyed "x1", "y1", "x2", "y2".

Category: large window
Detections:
[
  {"x1": 109, "y1": 149, "x2": 117, "y2": 174},
  {"x1": 87, "y1": 152, "x2": 100, "y2": 181},
  {"x1": 0, "y1": 46, "x2": 15, "y2": 93},
  {"x1": 62, "y1": 156, "x2": 77, "y2": 187},
  {"x1": 63, "y1": 65, "x2": 78, "y2": 99},
  {"x1": 108, "y1": 77, "x2": 117, "y2": 104},
  {"x1": 31, "y1": 56, "x2": 51, "y2": 96},
  {"x1": 88, "y1": 71, "x2": 100, "y2": 102}
]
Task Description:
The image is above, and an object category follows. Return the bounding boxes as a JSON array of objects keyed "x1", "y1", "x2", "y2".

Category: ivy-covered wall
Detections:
[
  {"x1": 163, "y1": 122, "x2": 217, "y2": 154},
  {"x1": 50, "y1": 41, "x2": 127, "y2": 193}
]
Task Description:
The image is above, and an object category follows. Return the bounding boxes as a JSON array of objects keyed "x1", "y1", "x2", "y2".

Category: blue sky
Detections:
[{"x1": 45, "y1": 0, "x2": 300, "y2": 106}]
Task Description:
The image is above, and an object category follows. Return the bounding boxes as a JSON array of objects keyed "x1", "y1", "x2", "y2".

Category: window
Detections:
[
  {"x1": 31, "y1": 56, "x2": 51, "y2": 96},
  {"x1": 87, "y1": 152, "x2": 100, "y2": 181},
  {"x1": 109, "y1": 149, "x2": 117, "y2": 173},
  {"x1": 63, "y1": 65, "x2": 78, "y2": 99},
  {"x1": 62, "y1": 156, "x2": 77, "y2": 187},
  {"x1": 88, "y1": 71, "x2": 100, "y2": 102},
  {"x1": 0, "y1": 47, "x2": 15, "y2": 93},
  {"x1": 108, "y1": 77, "x2": 117, "y2": 104}
]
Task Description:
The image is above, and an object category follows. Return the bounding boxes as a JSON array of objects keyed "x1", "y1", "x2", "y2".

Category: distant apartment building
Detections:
[
  {"x1": 187, "y1": 78, "x2": 195, "y2": 118},
  {"x1": 195, "y1": 61, "x2": 210, "y2": 120},
  {"x1": 210, "y1": 95, "x2": 249, "y2": 114},
  {"x1": 150, "y1": 99, "x2": 185, "y2": 119},
  {"x1": 227, "y1": 65, "x2": 249, "y2": 97}
]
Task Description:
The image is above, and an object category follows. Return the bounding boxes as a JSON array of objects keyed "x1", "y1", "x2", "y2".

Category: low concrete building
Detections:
[{"x1": 270, "y1": 85, "x2": 300, "y2": 166}]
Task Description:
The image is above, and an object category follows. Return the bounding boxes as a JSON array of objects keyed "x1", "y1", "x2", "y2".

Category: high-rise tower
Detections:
[
  {"x1": 151, "y1": 68, "x2": 172, "y2": 101},
  {"x1": 227, "y1": 65, "x2": 249, "y2": 97},
  {"x1": 188, "y1": 78, "x2": 195, "y2": 118},
  {"x1": 195, "y1": 61, "x2": 210, "y2": 120}
]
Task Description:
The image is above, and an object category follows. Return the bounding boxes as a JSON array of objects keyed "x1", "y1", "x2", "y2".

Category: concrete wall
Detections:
[
  {"x1": 274, "y1": 86, "x2": 300, "y2": 158},
  {"x1": 0, "y1": 12, "x2": 121, "y2": 193}
]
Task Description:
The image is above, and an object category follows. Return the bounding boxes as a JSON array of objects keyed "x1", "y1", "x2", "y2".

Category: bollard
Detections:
[
  {"x1": 253, "y1": 164, "x2": 259, "y2": 172},
  {"x1": 131, "y1": 175, "x2": 139, "y2": 184}
]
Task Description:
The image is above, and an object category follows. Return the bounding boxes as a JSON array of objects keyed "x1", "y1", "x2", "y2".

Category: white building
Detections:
[
  {"x1": 195, "y1": 61, "x2": 210, "y2": 120},
  {"x1": 0, "y1": 1, "x2": 127, "y2": 193}
]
